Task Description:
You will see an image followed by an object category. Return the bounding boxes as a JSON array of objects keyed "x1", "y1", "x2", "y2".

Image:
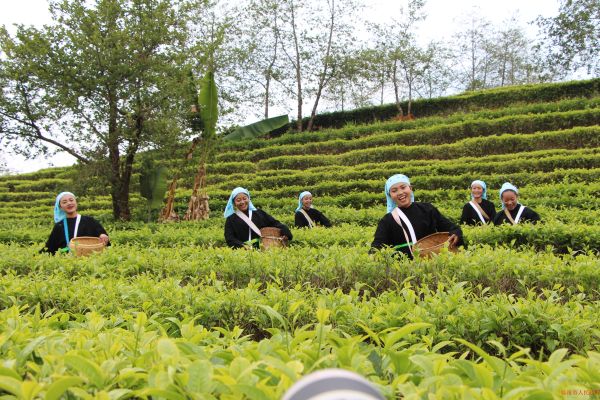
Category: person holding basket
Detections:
[
  {"x1": 370, "y1": 174, "x2": 463, "y2": 258},
  {"x1": 41, "y1": 192, "x2": 110, "y2": 255},
  {"x1": 224, "y1": 187, "x2": 292, "y2": 249}
]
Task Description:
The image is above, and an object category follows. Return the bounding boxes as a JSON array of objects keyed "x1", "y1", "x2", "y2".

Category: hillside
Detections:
[{"x1": 0, "y1": 79, "x2": 599, "y2": 398}]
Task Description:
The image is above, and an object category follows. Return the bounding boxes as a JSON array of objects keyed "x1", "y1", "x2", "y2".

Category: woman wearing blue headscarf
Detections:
[
  {"x1": 370, "y1": 174, "x2": 463, "y2": 257},
  {"x1": 224, "y1": 187, "x2": 292, "y2": 249},
  {"x1": 493, "y1": 182, "x2": 540, "y2": 225},
  {"x1": 460, "y1": 180, "x2": 496, "y2": 225},
  {"x1": 294, "y1": 191, "x2": 331, "y2": 228},
  {"x1": 41, "y1": 192, "x2": 109, "y2": 254}
]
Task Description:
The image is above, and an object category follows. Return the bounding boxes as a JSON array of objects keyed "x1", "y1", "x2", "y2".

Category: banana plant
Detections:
[
  {"x1": 184, "y1": 70, "x2": 218, "y2": 221},
  {"x1": 139, "y1": 159, "x2": 168, "y2": 222}
]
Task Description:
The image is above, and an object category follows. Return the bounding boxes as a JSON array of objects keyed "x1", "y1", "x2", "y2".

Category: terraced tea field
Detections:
[{"x1": 0, "y1": 79, "x2": 599, "y2": 398}]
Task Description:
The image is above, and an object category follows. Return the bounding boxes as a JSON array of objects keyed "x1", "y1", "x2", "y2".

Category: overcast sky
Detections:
[{"x1": 0, "y1": 0, "x2": 560, "y2": 173}]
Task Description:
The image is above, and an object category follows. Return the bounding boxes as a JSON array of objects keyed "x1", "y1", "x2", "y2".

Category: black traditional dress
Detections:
[
  {"x1": 42, "y1": 215, "x2": 109, "y2": 254},
  {"x1": 295, "y1": 208, "x2": 332, "y2": 228},
  {"x1": 225, "y1": 209, "x2": 293, "y2": 249},
  {"x1": 371, "y1": 202, "x2": 463, "y2": 258},
  {"x1": 460, "y1": 199, "x2": 497, "y2": 225},
  {"x1": 493, "y1": 204, "x2": 540, "y2": 225}
]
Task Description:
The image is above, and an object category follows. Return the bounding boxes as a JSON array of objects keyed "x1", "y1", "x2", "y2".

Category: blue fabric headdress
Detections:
[
  {"x1": 499, "y1": 182, "x2": 519, "y2": 209},
  {"x1": 385, "y1": 174, "x2": 414, "y2": 213},
  {"x1": 223, "y1": 187, "x2": 256, "y2": 218},
  {"x1": 54, "y1": 192, "x2": 75, "y2": 223},
  {"x1": 296, "y1": 191, "x2": 312, "y2": 212},
  {"x1": 470, "y1": 180, "x2": 487, "y2": 200}
]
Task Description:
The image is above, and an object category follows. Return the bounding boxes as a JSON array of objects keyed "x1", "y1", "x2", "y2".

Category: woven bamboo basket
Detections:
[
  {"x1": 69, "y1": 236, "x2": 106, "y2": 257},
  {"x1": 413, "y1": 232, "x2": 456, "y2": 258},
  {"x1": 260, "y1": 227, "x2": 287, "y2": 249}
]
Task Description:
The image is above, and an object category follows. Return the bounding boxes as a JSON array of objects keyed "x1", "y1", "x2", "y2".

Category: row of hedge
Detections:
[
  {"x1": 217, "y1": 108, "x2": 600, "y2": 162},
  {"x1": 257, "y1": 127, "x2": 600, "y2": 169},
  {"x1": 2, "y1": 242, "x2": 599, "y2": 297},
  {"x1": 152, "y1": 147, "x2": 598, "y2": 185},
  {"x1": 215, "y1": 97, "x2": 600, "y2": 152},
  {"x1": 205, "y1": 153, "x2": 600, "y2": 192},
  {"x1": 4, "y1": 217, "x2": 599, "y2": 253},
  {"x1": 288, "y1": 78, "x2": 600, "y2": 130},
  {"x1": 2, "y1": 180, "x2": 597, "y2": 222}
]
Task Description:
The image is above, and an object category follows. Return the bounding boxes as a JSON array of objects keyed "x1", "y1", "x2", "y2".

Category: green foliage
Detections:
[
  {"x1": 0, "y1": 0, "x2": 194, "y2": 220},
  {"x1": 223, "y1": 114, "x2": 290, "y2": 141},
  {"x1": 536, "y1": 0, "x2": 600, "y2": 74}
]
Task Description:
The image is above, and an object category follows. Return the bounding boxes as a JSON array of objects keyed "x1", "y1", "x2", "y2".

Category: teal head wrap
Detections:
[
  {"x1": 296, "y1": 191, "x2": 312, "y2": 212},
  {"x1": 471, "y1": 180, "x2": 487, "y2": 200},
  {"x1": 499, "y1": 182, "x2": 519, "y2": 209},
  {"x1": 385, "y1": 174, "x2": 414, "y2": 213},
  {"x1": 224, "y1": 187, "x2": 256, "y2": 218},
  {"x1": 54, "y1": 192, "x2": 75, "y2": 223}
]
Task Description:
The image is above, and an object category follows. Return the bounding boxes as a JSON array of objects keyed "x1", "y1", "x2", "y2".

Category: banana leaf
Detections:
[
  {"x1": 198, "y1": 71, "x2": 218, "y2": 139},
  {"x1": 139, "y1": 166, "x2": 168, "y2": 209},
  {"x1": 223, "y1": 114, "x2": 289, "y2": 141}
]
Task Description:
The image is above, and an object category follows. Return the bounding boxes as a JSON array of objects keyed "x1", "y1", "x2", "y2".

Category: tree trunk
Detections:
[
  {"x1": 264, "y1": 25, "x2": 279, "y2": 119},
  {"x1": 107, "y1": 91, "x2": 128, "y2": 220},
  {"x1": 159, "y1": 136, "x2": 200, "y2": 222},
  {"x1": 392, "y1": 59, "x2": 404, "y2": 116},
  {"x1": 265, "y1": 75, "x2": 271, "y2": 119},
  {"x1": 290, "y1": 1, "x2": 303, "y2": 132},
  {"x1": 159, "y1": 178, "x2": 180, "y2": 222},
  {"x1": 307, "y1": 0, "x2": 335, "y2": 132},
  {"x1": 404, "y1": 65, "x2": 414, "y2": 117},
  {"x1": 380, "y1": 65, "x2": 385, "y2": 105},
  {"x1": 407, "y1": 79, "x2": 413, "y2": 116},
  {"x1": 184, "y1": 162, "x2": 210, "y2": 221}
]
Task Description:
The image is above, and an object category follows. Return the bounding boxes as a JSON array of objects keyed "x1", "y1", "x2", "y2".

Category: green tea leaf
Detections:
[
  {"x1": 45, "y1": 377, "x2": 84, "y2": 400},
  {"x1": 0, "y1": 376, "x2": 22, "y2": 397},
  {"x1": 64, "y1": 354, "x2": 106, "y2": 388}
]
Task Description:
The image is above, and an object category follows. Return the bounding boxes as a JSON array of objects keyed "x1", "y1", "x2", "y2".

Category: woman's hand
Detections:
[
  {"x1": 99, "y1": 234, "x2": 109, "y2": 245},
  {"x1": 448, "y1": 234, "x2": 459, "y2": 248}
]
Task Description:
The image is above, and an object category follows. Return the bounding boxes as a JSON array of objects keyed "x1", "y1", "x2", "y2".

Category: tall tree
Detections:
[
  {"x1": 536, "y1": 0, "x2": 600, "y2": 76},
  {"x1": 452, "y1": 11, "x2": 494, "y2": 91},
  {"x1": 482, "y1": 17, "x2": 552, "y2": 87},
  {"x1": 0, "y1": 0, "x2": 195, "y2": 220},
  {"x1": 235, "y1": 0, "x2": 286, "y2": 119},
  {"x1": 323, "y1": 48, "x2": 381, "y2": 111},
  {"x1": 369, "y1": 0, "x2": 425, "y2": 116},
  {"x1": 415, "y1": 41, "x2": 454, "y2": 99},
  {"x1": 278, "y1": 0, "x2": 304, "y2": 131},
  {"x1": 490, "y1": 21, "x2": 531, "y2": 86},
  {"x1": 278, "y1": 0, "x2": 358, "y2": 131}
]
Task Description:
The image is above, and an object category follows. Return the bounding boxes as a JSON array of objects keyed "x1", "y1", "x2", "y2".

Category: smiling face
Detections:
[
  {"x1": 501, "y1": 190, "x2": 519, "y2": 211},
  {"x1": 59, "y1": 194, "x2": 78, "y2": 217},
  {"x1": 471, "y1": 184, "x2": 484, "y2": 200},
  {"x1": 301, "y1": 194, "x2": 313, "y2": 210},
  {"x1": 389, "y1": 182, "x2": 413, "y2": 209},
  {"x1": 234, "y1": 193, "x2": 249, "y2": 212}
]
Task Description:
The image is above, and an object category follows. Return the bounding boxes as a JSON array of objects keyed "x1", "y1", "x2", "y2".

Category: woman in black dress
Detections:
[
  {"x1": 294, "y1": 191, "x2": 332, "y2": 228},
  {"x1": 371, "y1": 174, "x2": 463, "y2": 258},
  {"x1": 493, "y1": 182, "x2": 541, "y2": 225},
  {"x1": 224, "y1": 187, "x2": 292, "y2": 249},
  {"x1": 460, "y1": 180, "x2": 496, "y2": 225},
  {"x1": 42, "y1": 192, "x2": 110, "y2": 254}
]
